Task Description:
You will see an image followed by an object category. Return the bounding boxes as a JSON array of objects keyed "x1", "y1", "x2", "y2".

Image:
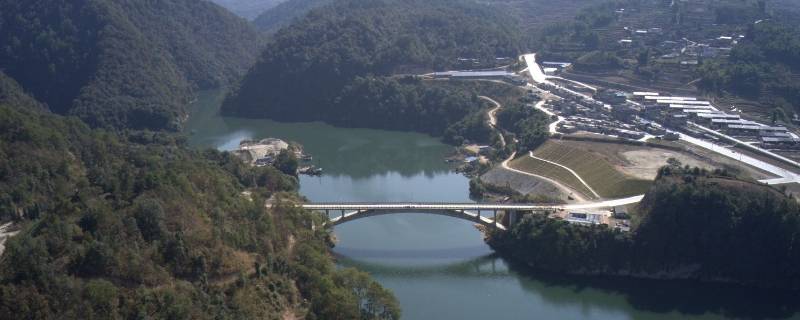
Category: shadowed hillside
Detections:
[{"x1": 0, "y1": 0, "x2": 264, "y2": 131}]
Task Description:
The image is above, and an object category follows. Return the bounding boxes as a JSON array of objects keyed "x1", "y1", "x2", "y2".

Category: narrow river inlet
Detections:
[{"x1": 185, "y1": 89, "x2": 800, "y2": 320}]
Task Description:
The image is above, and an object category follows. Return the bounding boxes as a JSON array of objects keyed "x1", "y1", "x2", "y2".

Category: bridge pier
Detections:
[
  {"x1": 508, "y1": 210, "x2": 519, "y2": 226},
  {"x1": 493, "y1": 210, "x2": 497, "y2": 227}
]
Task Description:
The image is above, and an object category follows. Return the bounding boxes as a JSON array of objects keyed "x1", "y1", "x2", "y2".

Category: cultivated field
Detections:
[
  {"x1": 531, "y1": 141, "x2": 652, "y2": 198},
  {"x1": 510, "y1": 156, "x2": 597, "y2": 199}
]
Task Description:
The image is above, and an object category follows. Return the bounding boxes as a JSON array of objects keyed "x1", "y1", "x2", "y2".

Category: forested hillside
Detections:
[
  {"x1": 253, "y1": 0, "x2": 331, "y2": 33},
  {"x1": 224, "y1": 0, "x2": 522, "y2": 140},
  {"x1": 490, "y1": 165, "x2": 800, "y2": 290},
  {"x1": 0, "y1": 72, "x2": 44, "y2": 112},
  {"x1": 0, "y1": 79, "x2": 399, "y2": 319},
  {"x1": 0, "y1": 0, "x2": 264, "y2": 131},
  {"x1": 698, "y1": 20, "x2": 800, "y2": 114}
]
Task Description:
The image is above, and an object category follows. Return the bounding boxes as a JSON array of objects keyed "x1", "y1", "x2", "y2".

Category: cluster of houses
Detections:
[
  {"x1": 557, "y1": 116, "x2": 647, "y2": 140},
  {"x1": 633, "y1": 92, "x2": 800, "y2": 149},
  {"x1": 536, "y1": 80, "x2": 797, "y2": 149},
  {"x1": 537, "y1": 82, "x2": 654, "y2": 141}
]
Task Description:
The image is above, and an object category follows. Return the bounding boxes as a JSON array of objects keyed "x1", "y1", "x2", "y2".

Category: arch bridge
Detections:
[
  {"x1": 301, "y1": 196, "x2": 644, "y2": 231},
  {"x1": 302, "y1": 202, "x2": 565, "y2": 231}
]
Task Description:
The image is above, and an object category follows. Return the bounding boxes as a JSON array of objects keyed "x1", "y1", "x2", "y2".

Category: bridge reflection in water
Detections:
[{"x1": 335, "y1": 252, "x2": 510, "y2": 278}]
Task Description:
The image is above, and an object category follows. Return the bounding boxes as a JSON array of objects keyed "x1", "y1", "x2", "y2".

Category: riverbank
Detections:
[
  {"x1": 186, "y1": 88, "x2": 800, "y2": 320},
  {"x1": 486, "y1": 168, "x2": 800, "y2": 292}
]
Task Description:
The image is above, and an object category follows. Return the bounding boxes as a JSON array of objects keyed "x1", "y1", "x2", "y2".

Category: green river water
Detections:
[{"x1": 185, "y1": 89, "x2": 800, "y2": 320}]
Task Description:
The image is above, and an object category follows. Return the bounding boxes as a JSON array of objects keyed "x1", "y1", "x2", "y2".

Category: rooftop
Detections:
[
  {"x1": 644, "y1": 96, "x2": 696, "y2": 101},
  {"x1": 696, "y1": 113, "x2": 740, "y2": 119},
  {"x1": 669, "y1": 104, "x2": 717, "y2": 110},
  {"x1": 656, "y1": 100, "x2": 711, "y2": 105}
]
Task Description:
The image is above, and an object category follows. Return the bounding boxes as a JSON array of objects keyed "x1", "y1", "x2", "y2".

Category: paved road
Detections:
[
  {"x1": 304, "y1": 194, "x2": 644, "y2": 212},
  {"x1": 523, "y1": 53, "x2": 547, "y2": 83},
  {"x1": 530, "y1": 96, "x2": 563, "y2": 134},
  {"x1": 677, "y1": 131, "x2": 800, "y2": 184},
  {"x1": 688, "y1": 123, "x2": 800, "y2": 177}
]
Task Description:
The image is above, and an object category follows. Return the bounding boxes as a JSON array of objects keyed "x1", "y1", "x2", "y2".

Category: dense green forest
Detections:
[
  {"x1": 489, "y1": 164, "x2": 800, "y2": 290},
  {"x1": 332, "y1": 76, "x2": 493, "y2": 144},
  {"x1": 0, "y1": 0, "x2": 263, "y2": 131},
  {"x1": 0, "y1": 72, "x2": 44, "y2": 112},
  {"x1": 224, "y1": 0, "x2": 522, "y2": 140},
  {"x1": 253, "y1": 0, "x2": 332, "y2": 33},
  {"x1": 0, "y1": 70, "x2": 399, "y2": 319},
  {"x1": 496, "y1": 101, "x2": 550, "y2": 151},
  {"x1": 698, "y1": 21, "x2": 800, "y2": 114}
]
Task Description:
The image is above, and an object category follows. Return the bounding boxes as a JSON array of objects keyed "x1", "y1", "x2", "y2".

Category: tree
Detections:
[
  {"x1": 274, "y1": 149, "x2": 298, "y2": 175},
  {"x1": 636, "y1": 49, "x2": 650, "y2": 70},
  {"x1": 134, "y1": 199, "x2": 166, "y2": 242}
]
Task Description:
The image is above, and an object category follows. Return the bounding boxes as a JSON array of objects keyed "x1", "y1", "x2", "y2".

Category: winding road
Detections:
[{"x1": 479, "y1": 95, "x2": 506, "y2": 147}]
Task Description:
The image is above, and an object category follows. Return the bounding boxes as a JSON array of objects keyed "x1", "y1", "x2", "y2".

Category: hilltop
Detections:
[
  {"x1": 224, "y1": 0, "x2": 522, "y2": 141},
  {"x1": 0, "y1": 0, "x2": 264, "y2": 131}
]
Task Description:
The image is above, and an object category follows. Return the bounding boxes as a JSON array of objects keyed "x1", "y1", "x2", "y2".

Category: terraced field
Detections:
[
  {"x1": 531, "y1": 141, "x2": 652, "y2": 198},
  {"x1": 510, "y1": 156, "x2": 597, "y2": 200}
]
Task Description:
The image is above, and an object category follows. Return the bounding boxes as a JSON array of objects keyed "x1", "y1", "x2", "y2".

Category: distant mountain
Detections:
[
  {"x1": 0, "y1": 0, "x2": 264, "y2": 130},
  {"x1": 225, "y1": 0, "x2": 522, "y2": 128},
  {"x1": 253, "y1": 0, "x2": 331, "y2": 33},
  {"x1": 210, "y1": 0, "x2": 286, "y2": 20}
]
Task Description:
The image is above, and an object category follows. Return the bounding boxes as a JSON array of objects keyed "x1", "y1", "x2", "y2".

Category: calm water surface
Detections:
[{"x1": 186, "y1": 89, "x2": 800, "y2": 320}]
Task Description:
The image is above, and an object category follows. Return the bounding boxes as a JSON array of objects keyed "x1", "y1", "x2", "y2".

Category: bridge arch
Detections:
[{"x1": 323, "y1": 208, "x2": 508, "y2": 230}]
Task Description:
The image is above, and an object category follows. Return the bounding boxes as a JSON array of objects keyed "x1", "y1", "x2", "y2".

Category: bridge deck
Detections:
[
  {"x1": 302, "y1": 202, "x2": 560, "y2": 211},
  {"x1": 301, "y1": 195, "x2": 644, "y2": 211}
]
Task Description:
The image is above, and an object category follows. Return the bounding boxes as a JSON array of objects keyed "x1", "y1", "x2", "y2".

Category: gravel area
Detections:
[{"x1": 480, "y1": 167, "x2": 574, "y2": 202}]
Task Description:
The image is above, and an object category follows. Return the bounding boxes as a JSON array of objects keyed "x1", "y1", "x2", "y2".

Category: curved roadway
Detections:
[{"x1": 302, "y1": 195, "x2": 644, "y2": 212}]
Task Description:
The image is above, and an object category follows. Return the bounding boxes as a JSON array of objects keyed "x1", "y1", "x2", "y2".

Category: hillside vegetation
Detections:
[
  {"x1": 224, "y1": 0, "x2": 522, "y2": 141},
  {"x1": 698, "y1": 21, "x2": 800, "y2": 116},
  {"x1": 0, "y1": 75, "x2": 399, "y2": 319},
  {"x1": 253, "y1": 0, "x2": 332, "y2": 33},
  {"x1": 0, "y1": 0, "x2": 264, "y2": 131},
  {"x1": 490, "y1": 165, "x2": 800, "y2": 290}
]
